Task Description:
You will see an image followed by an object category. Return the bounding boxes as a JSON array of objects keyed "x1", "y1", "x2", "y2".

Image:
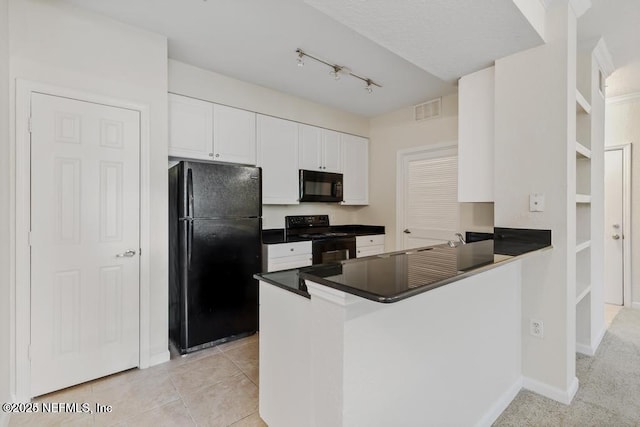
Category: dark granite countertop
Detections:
[
  {"x1": 255, "y1": 229, "x2": 551, "y2": 303},
  {"x1": 262, "y1": 225, "x2": 385, "y2": 244}
]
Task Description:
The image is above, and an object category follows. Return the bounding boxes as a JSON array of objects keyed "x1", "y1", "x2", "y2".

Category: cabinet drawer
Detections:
[
  {"x1": 356, "y1": 234, "x2": 385, "y2": 247},
  {"x1": 267, "y1": 254, "x2": 313, "y2": 272},
  {"x1": 267, "y1": 241, "x2": 312, "y2": 259},
  {"x1": 356, "y1": 245, "x2": 385, "y2": 258}
]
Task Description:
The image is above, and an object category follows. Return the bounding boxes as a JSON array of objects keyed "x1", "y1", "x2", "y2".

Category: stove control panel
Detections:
[{"x1": 285, "y1": 215, "x2": 330, "y2": 229}]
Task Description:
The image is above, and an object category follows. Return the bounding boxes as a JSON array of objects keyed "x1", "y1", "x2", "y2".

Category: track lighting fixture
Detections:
[
  {"x1": 365, "y1": 79, "x2": 373, "y2": 94},
  {"x1": 295, "y1": 48, "x2": 381, "y2": 93}
]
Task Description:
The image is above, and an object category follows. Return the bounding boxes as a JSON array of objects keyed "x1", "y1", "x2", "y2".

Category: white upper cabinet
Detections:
[
  {"x1": 168, "y1": 93, "x2": 257, "y2": 165},
  {"x1": 168, "y1": 93, "x2": 213, "y2": 161},
  {"x1": 341, "y1": 134, "x2": 369, "y2": 205},
  {"x1": 212, "y1": 104, "x2": 256, "y2": 165},
  {"x1": 298, "y1": 124, "x2": 342, "y2": 173},
  {"x1": 322, "y1": 129, "x2": 342, "y2": 173},
  {"x1": 257, "y1": 114, "x2": 300, "y2": 205},
  {"x1": 457, "y1": 66, "x2": 494, "y2": 202}
]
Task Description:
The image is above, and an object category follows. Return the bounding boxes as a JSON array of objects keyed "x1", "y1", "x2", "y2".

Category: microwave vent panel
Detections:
[{"x1": 414, "y1": 98, "x2": 441, "y2": 121}]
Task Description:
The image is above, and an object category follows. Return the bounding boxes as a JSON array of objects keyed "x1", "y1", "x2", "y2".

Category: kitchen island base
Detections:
[{"x1": 259, "y1": 261, "x2": 523, "y2": 427}]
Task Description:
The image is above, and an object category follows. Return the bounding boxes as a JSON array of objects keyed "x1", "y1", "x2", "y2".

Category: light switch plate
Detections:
[{"x1": 529, "y1": 193, "x2": 545, "y2": 212}]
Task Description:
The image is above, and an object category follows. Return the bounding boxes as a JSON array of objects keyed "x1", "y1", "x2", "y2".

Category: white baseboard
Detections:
[
  {"x1": 632, "y1": 302, "x2": 640, "y2": 310},
  {"x1": 147, "y1": 350, "x2": 170, "y2": 367},
  {"x1": 476, "y1": 377, "x2": 523, "y2": 427},
  {"x1": 522, "y1": 376, "x2": 578, "y2": 405},
  {"x1": 576, "y1": 342, "x2": 595, "y2": 356},
  {"x1": 592, "y1": 326, "x2": 606, "y2": 352}
]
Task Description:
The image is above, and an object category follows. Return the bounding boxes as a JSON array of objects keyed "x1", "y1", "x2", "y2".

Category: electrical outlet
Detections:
[
  {"x1": 529, "y1": 193, "x2": 545, "y2": 212},
  {"x1": 530, "y1": 319, "x2": 544, "y2": 338}
]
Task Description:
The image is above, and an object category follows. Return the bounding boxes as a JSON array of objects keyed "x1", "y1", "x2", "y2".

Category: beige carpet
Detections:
[{"x1": 494, "y1": 308, "x2": 640, "y2": 426}]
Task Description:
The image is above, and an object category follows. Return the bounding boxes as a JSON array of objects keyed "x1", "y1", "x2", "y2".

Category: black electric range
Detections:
[{"x1": 285, "y1": 215, "x2": 356, "y2": 264}]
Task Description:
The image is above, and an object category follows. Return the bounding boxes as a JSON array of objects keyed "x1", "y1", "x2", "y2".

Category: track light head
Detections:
[
  {"x1": 296, "y1": 49, "x2": 305, "y2": 67},
  {"x1": 330, "y1": 65, "x2": 342, "y2": 80},
  {"x1": 365, "y1": 79, "x2": 374, "y2": 94}
]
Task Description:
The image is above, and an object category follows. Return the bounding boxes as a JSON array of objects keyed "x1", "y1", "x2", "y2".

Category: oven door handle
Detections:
[{"x1": 322, "y1": 250, "x2": 344, "y2": 255}]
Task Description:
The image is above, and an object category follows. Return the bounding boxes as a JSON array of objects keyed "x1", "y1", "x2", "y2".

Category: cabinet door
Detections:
[
  {"x1": 298, "y1": 124, "x2": 322, "y2": 171},
  {"x1": 322, "y1": 129, "x2": 342, "y2": 173},
  {"x1": 257, "y1": 115, "x2": 300, "y2": 204},
  {"x1": 341, "y1": 134, "x2": 369, "y2": 205},
  {"x1": 458, "y1": 66, "x2": 494, "y2": 202},
  {"x1": 213, "y1": 104, "x2": 257, "y2": 165},
  {"x1": 168, "y1": 94, "x2": 213, "y2": 160}
]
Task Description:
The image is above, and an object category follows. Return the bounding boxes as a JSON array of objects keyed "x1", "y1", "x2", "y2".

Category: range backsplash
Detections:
[{"x1": 262, "y1": 204, "x2": 363, "y2": 229}]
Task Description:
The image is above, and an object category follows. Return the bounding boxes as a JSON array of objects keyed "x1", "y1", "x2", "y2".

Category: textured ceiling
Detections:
[{"x1": 303, "y1": 0, "x2": 544, "y2": 81}]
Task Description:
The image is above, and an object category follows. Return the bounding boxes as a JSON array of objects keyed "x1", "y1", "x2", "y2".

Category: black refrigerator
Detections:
[{"x1": 169, "y1": 161, "x2": 262, "y2": 354}]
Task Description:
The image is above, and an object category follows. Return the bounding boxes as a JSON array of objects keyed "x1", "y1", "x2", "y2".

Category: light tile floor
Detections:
[
  {"x1": 9, "y1": 334, "x2": 265, "y2": 427},
  {"x1": 9, "y1": 304, "x2": 631, "y2": 426}
]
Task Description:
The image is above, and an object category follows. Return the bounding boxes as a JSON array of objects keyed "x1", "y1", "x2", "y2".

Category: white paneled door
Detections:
[
  {"x1": 30, "y1": 93, "x2": 140, "y2": 397},
  {"x1": 604, "y1": 149, "x2": 624, "y2": 305}
]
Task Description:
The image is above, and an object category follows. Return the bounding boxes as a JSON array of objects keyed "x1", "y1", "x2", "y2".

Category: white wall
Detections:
[
  {"x1": 605, "y1": 97, "x2": 640, "y2": 305},
  {"x1": 494, "y1": 0, "x2": 576, "y2": 398},
  {"x1": 360, "y1": 94, "x2": 494, "y2": 251},
  {"x1": 168, "y1": 59, "x2": 369, "y2": 229},
  {"x1": 8, "y1": 0, "x2": 169, "y2": 370},
  {"x1": 1, "y1": 0, "x2": 11, "y2": 414}
]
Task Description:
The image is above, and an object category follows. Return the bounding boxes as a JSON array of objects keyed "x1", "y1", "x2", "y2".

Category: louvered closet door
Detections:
[
  {"x1": 401, "y1": 146, "x2": 458, "y2": 250},
  {"x1": 30, "y1": 93, "x2": 140, "y2": 397}
]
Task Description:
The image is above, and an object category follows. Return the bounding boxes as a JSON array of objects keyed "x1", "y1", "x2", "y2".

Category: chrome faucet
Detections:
[{"x1": 455, "y1": 233, "x2": 466, "y2": 244}]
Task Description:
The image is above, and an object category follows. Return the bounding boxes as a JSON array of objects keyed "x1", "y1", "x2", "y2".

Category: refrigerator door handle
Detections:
[
  {"x1": 187, "y1": 220, "x2": 193, "y2": 269},
  {"x1": 187, "y1": 167, "x2": 194, "y2": 218}
]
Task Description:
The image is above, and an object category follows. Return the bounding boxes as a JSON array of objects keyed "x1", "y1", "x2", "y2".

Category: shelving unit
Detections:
[
  {"x1": 575, "y1": 85, "x2": 592, "y2": 353},
  {"x1": 574, "y1": 43, "x2": 608, "y2": 356}
]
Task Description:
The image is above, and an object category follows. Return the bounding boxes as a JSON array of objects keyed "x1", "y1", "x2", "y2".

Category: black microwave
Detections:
[{"x1": 299, "y1": 169, "x2": 344, "y2": 203}]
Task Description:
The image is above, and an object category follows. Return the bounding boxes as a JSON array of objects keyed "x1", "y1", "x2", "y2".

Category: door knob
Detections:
[
  {"x1": 612, "y1": 234, "x2": 620, "y2": 240},
  {"x1": 116, "y1": 250, "x2": 137, "y2": 257},
  {"x1": 403, "y1": 229, "x2": 411, "y2": 234}
]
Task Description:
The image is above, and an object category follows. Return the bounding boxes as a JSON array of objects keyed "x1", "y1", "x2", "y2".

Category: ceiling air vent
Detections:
[{"x1": 414, "y1": 98, "x2": 441, "y2": 121}]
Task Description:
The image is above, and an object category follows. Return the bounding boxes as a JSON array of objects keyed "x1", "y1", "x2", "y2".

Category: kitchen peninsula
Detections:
[{"x1": 255, "y1": 230, "x2": 551, "y2": 427}]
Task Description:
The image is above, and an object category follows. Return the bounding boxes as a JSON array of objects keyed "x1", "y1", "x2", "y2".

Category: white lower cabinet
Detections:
[
  {"x1": 356, "y1": 234, "x2": 385, "y2": 258},
  {"x1": 265, "y1": 241, "x2": 312, "y2": 272}
]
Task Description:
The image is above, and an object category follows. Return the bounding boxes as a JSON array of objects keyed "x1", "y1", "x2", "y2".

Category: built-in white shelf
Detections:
[
  {"x1": 576, "y1": 194, "x2": 591, "y2": 203},
  {"x1": 575, "y1": 141, "x2": 591, "y2": 159},
  {"x1": 576, "y1": 239, "x2": 591, "y2": 253},
  {"x1": 576, "y1": 285, "x2": 591, "y2": 305},
  {"x1": 576, "y1": 90, "x2": 591, "y2": 114}
]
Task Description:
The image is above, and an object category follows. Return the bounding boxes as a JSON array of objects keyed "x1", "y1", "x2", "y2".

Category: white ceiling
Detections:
[
  {"x1": 61, "y1": 0, "x2": 640, "y2": 116},
  {"x1": 577, "y1": 0, "x2": 640, "y2": 98}
]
